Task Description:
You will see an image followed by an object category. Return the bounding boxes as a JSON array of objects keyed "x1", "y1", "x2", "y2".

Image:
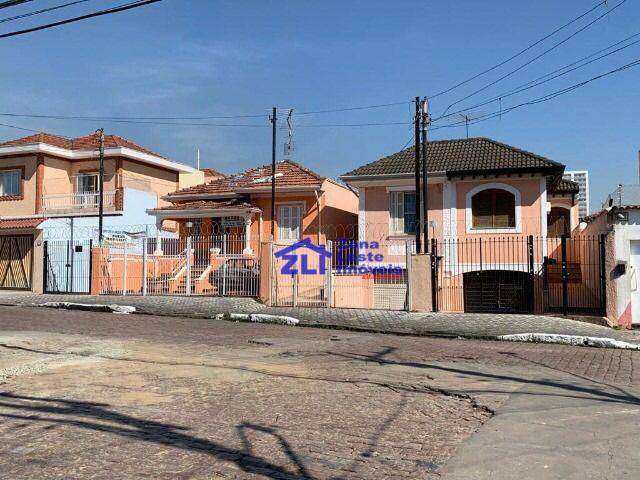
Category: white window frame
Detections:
[
  {"x1": 75, "y1": 173, "x2": 99, "y2": 193},
  {"x1": 465, "y1": 182, "x2": 522, "y2": 234},
  {"x1": 389, "y1": 190, "x2": 417, "y2": 236},
  {"x1": 0, "y1": 169, "x2": 22, "y2": 197},
  {"x1": 277, "y1": 202, "x2": 303, "y2": 242}
]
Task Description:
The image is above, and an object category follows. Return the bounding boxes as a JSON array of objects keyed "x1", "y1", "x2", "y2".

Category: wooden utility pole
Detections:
[
  {"x1": 270, "y1": 107, "x2": 277, "y2": 240},
  {"x1": 413, "y1": 97, "x2": 422, "y2": 254},
  {"x1": 421, "y1": 97, "x2": 430, "y2": 249},
  {"x1": 97, "y1": 128, "x2": 105, "y2": 244}
]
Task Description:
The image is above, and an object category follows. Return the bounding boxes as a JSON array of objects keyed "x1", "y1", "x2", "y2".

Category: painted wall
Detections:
[{"x1": 0, "y1": 155, "x2": 38, "y2": 216}]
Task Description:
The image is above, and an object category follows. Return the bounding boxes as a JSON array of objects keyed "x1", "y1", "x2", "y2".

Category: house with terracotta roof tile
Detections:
[
  {"x1": 147, "y1": 160, "x2": 358, "y2": 254},
  {"x1": 340, "y1": 137, "x2": 592, "y2": 315},
  {"x1": 0, "y1": 131, "x2": 200, "y2": 291}
]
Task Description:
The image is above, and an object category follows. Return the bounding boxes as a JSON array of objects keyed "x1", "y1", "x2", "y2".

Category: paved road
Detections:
[
  {"x1": 0, "y1": 306, "x2": 639, "y2": 479},
  {"x1": 1, "y1": 291, "x2": 637, "y2": 341}
]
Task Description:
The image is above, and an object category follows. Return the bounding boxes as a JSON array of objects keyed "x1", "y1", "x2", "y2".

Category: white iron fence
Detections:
[{"x1": 96, "y1": 234, "x2": 259, "y2": 297}]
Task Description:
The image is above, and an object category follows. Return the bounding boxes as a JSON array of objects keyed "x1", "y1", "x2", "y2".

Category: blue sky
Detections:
[{"x1": 0, "y1": 0, "x2": 638, "y2": 210}]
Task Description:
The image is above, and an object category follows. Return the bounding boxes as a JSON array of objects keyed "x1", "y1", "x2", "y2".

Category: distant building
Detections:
[{"x1": 563, "y1": 170, "x2": 589, "y2": 219}]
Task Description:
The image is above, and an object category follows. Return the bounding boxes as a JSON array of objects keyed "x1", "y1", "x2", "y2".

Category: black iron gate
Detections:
[
  {"x1": 43, "y1": 240, "x2": 93, "y2": 294},
  {"x1": 432, "y1": 234, "x2": 606, "y2": 316}
]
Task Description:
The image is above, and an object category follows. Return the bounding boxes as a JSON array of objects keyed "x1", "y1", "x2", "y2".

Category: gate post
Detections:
[
  {"x1": 43, "y1": 240, "x2": 48, "y2": 293},
  {"x1": 185, "y1": 236, "x2": 192, "y2": 296},
  {"x1": 88, "y1": 239, "x2": 93, "y2": 295},
  {"x1": 527, "y1": 235, "x2": 534, "y2": 312},
  {"x1": 430, "y1": 238, "x2": 438, "y2": 312},
  {"x1": 405, "y1": 240, "x2": 412, "y2": 311},
  {"x1": 326, "y1": 240, "x2": 333, "y2": 307},
  {"x1": 142, "y1": 237, "x2": 148, "y2": 297},
  {"x1": 599, "y1": 234, "x2": 607, "y2": 316},
  {"x1": 561, "y1": 235, "x2": 568, "y2": 316}
]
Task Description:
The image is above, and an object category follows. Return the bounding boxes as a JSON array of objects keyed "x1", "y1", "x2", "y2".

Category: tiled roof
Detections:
[
  {"x1": 342, "y1": 137, "x2": 564, "y2": 178},
  {"x1": 201, "y1": 168, "x2": 226, "y2": 178},
  {"x1": 548, "y1": 177, "x2": 580, "y2": 194},
  {"x1": 168, "y1": 160, "x2": 324, "y2": 198},
  {"x1": 0, "y1": 218, "x2": 45, "y2": 229},
  {"x1": 151, "y1": 199, "x2": 257, "y2": 212},
  {"x1": 0, "y1": 132, "x2": 164, "y2": 158}
]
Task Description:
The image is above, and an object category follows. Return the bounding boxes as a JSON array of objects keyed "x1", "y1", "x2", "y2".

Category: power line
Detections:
[
  {"x1": 0, "y1": 0, "x2": 161, "y2": 39},
  {"x1": 431, "y1": 56, "x2": 640, "y2": 132},
  {"x1": 0, "y1": 0, "x2": 35, "y2": 9},
  {"x1": 0, "y1": 0, "x2": 93, "y2": 24},
  {"x1": 427, "y1": 0, "x2": 607, "y2": 101},
  {"x1": 434, "y1": 28, "x2": 640, "y2": 122},
  {"x1": 0, "y1": 121, "x2": 40, "y2": 133},
  {"x1": 439, "y1": 0, "x2": 627, "y2": 115}
]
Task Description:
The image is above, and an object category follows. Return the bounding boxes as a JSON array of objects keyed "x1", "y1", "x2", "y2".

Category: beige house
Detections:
[{"x1": 0, "y1": 131, "x2": 199, "y2": 292}]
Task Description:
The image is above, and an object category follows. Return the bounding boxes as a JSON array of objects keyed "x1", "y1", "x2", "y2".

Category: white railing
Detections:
[{"x1": 42, "y1": 191, "x2": 118, "y2": 214}]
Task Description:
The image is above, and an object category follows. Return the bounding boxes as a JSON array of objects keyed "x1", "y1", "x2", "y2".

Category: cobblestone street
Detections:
[
  {"x1": 0, "y1": 306, "x2": 639, "y2": 479},
  {"x1": 1, "y1": 291, "x2": 637, "y2": 341}
]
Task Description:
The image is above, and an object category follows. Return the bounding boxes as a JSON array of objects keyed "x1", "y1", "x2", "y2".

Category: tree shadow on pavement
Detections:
[
  {"x1": 0, "y1": 392, "x2": 312, "y2": 480},
  {"x1": 327, "y1": 347, "x2": 640, "y2": 406}
]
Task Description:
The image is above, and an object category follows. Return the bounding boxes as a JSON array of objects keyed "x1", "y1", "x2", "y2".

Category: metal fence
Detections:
[
  {"x1": 96, "y1": 234, "x2": 259, "y2": 297},
  {"x1": 44, "y1": 239, "x2": 93, "y2": 294},
  {"x1": 271, "y1": 238, "x2": 413, "y2": 310},
  {"x1": 433, "y1": 234, "x2": 606, "y2": 315}
]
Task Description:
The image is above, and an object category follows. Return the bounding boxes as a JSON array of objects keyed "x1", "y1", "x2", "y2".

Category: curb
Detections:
[
  {"x1": 213, "y1": 313, "x2": 299, "y2": 326},
  {"x1": 39, "y1": 302, "x2": 136, "y2": 315}
]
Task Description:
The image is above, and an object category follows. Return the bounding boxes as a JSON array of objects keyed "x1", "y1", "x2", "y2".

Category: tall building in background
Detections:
[{"x1": 563, "y1": 170, "x2": 589, "y2": 219}]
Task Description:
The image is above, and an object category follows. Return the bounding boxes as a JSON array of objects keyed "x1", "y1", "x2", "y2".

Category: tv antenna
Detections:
[
  {"x1": 457, "y1": 112, "x2": 484, "y2": 138},
  {"x1": 283, "y1": 109, "x2": 294, "y2": 157}
]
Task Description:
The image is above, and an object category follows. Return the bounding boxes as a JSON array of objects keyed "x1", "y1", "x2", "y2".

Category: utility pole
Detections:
[
  {"x1": 413, "y1": 97, "x2": 422, "y2": 254},
  {"x1": 270, "y1": 107, "x2": 277, "y2": 240},
  {"x1": 97, "y1": 128, "x2": 105, "y2": 244},
  {"x1": 421, "y1": 97, "x2": 430, "y2": 249}
]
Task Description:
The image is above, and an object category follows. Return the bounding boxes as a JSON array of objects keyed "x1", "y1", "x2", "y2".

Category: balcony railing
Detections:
[{"x1": 42, "y1": 191, "x2": 119, "y2": 215}]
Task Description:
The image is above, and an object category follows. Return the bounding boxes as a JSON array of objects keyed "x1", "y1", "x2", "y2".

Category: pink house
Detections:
[
  {"x1": 341, "y1": 138, "x2": 586, "y2": 314},
  {"x1": 341, "y1": 137, "x2": 579, "y2": 247}
]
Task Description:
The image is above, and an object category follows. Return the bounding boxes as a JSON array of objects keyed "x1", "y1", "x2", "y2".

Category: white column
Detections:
[
  {"x1": 243, "y1": 216, "x2": 253, "y2": 254},
  {"x1": 154, "y1": 218, "x2": 163, "y2": 255}
]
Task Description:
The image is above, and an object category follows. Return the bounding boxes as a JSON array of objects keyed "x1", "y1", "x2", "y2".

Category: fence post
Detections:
[
  {"x1": 292, "y1": 273, "x2": 298, "y2": 307},
  {"x1": 430, "y1": 237, "x2": 438, "y2": 312},
  {"x1": 405, "y1": 240, "x2": 412, "y2": 311},
  {"x1": 326, "y1": 240, "x2": 333, "y2": 307},
  {"x1": 43, "y1": 240, "x2": 48, "y2": 294},
  {"x1": 185, "y1": 236, "x2": 192, "y2": 296},
  {"x1": 527, "y1": 235, "x2": 534, "y2": 313},
  {"x1": 123, "y1": 244, "x2": 128, "y2": 296},
  {"x1": 142, "y1": 237, "x2": 148, "y2": 297},
  {"x1": 88, "y1": 239, "x2": 93, "y2": 295},
  {"x1": 561, "y1": 234, "x2": 568, "y2": 316},
  {"x1": 599, "y1": 234, "x2": 607, "y2": 317}
]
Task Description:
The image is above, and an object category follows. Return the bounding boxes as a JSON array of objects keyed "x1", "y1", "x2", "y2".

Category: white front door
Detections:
[{"x1": 630, "y1": 241, "x2": 640, "y2": 324}]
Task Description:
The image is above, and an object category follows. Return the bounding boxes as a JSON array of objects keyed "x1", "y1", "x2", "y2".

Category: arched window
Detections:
[
  {"x1": 548, "y1": 207, "x2": 571, "y2": 237},
  {"x1": 471, "y1": 188, "x2": 516, "y2": 229}
]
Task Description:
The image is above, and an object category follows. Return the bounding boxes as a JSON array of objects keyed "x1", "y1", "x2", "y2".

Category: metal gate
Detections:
[
  {"x1": 43, "y1": 240, "x2": 93, "y2": 294},
  {"x1": 433, "y1": 234, "x2": 606, "y2": 316},
  {"x1": 0, "y1": 235, "x2": 33, "y2": 290}
]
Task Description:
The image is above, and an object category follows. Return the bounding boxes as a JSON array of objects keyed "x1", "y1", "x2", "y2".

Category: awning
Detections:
[{"x1": 0, "y1": 218, "x2": 46, "y2": 230}]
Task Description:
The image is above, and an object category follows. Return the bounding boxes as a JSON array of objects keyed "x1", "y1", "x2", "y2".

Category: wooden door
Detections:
[{"x1": 0, "y1": 235, "x2": 33, "y2": 290}]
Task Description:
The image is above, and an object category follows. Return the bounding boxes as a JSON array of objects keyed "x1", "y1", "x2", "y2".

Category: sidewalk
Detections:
[{"x1": 1, "y1": 291, "x2": 638, "y2": 342}]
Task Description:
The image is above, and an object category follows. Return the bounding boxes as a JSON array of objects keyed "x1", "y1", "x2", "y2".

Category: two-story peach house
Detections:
[
  {"x1": 0, "y1": 131, "x2": 199, "y2": 291},
  {"x1": 341, "y1": 137, "x2": 583, "y2": 313}
]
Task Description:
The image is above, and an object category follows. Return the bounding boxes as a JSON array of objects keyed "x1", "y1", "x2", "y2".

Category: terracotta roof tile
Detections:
[
  {"x1": 342, "y1": 137, "x2": 564, "y2": 178},
  {"x1": 152, "y1": 199, "x2": 257, "y2": 212},
  {"x1": 0, "y1": 218, "x2": 45, "y2": 229},
  {"x1": 0, "y1": 132, "x2": 164, "y2": 158},
  {"x1": 168, "y1": 160, "x2": 324, "y2": 198},
  {"x1": 548, "y1": 177, "x2": 580, "y2": 194}
]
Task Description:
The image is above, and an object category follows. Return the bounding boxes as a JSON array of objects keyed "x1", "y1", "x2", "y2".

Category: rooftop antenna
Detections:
[
  {"x1": 283, "y1": 109, "x2": 294, "y2": 158},
  {"x1": 457, "y1": 112, "x2": 484, "y2": 138}
]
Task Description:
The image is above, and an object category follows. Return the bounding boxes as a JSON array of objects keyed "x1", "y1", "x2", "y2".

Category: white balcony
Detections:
[{"x1": 42, "y1": 191, "x2": 119, "y2": 215}]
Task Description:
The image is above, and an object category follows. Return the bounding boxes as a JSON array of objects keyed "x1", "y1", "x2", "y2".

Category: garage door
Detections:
[
  {"x1": 463, "y1": 270, "x2": 531, "y2": 314},
  {"x1": 0, "y1": 235, "x2": 33, "y2": 290}
]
